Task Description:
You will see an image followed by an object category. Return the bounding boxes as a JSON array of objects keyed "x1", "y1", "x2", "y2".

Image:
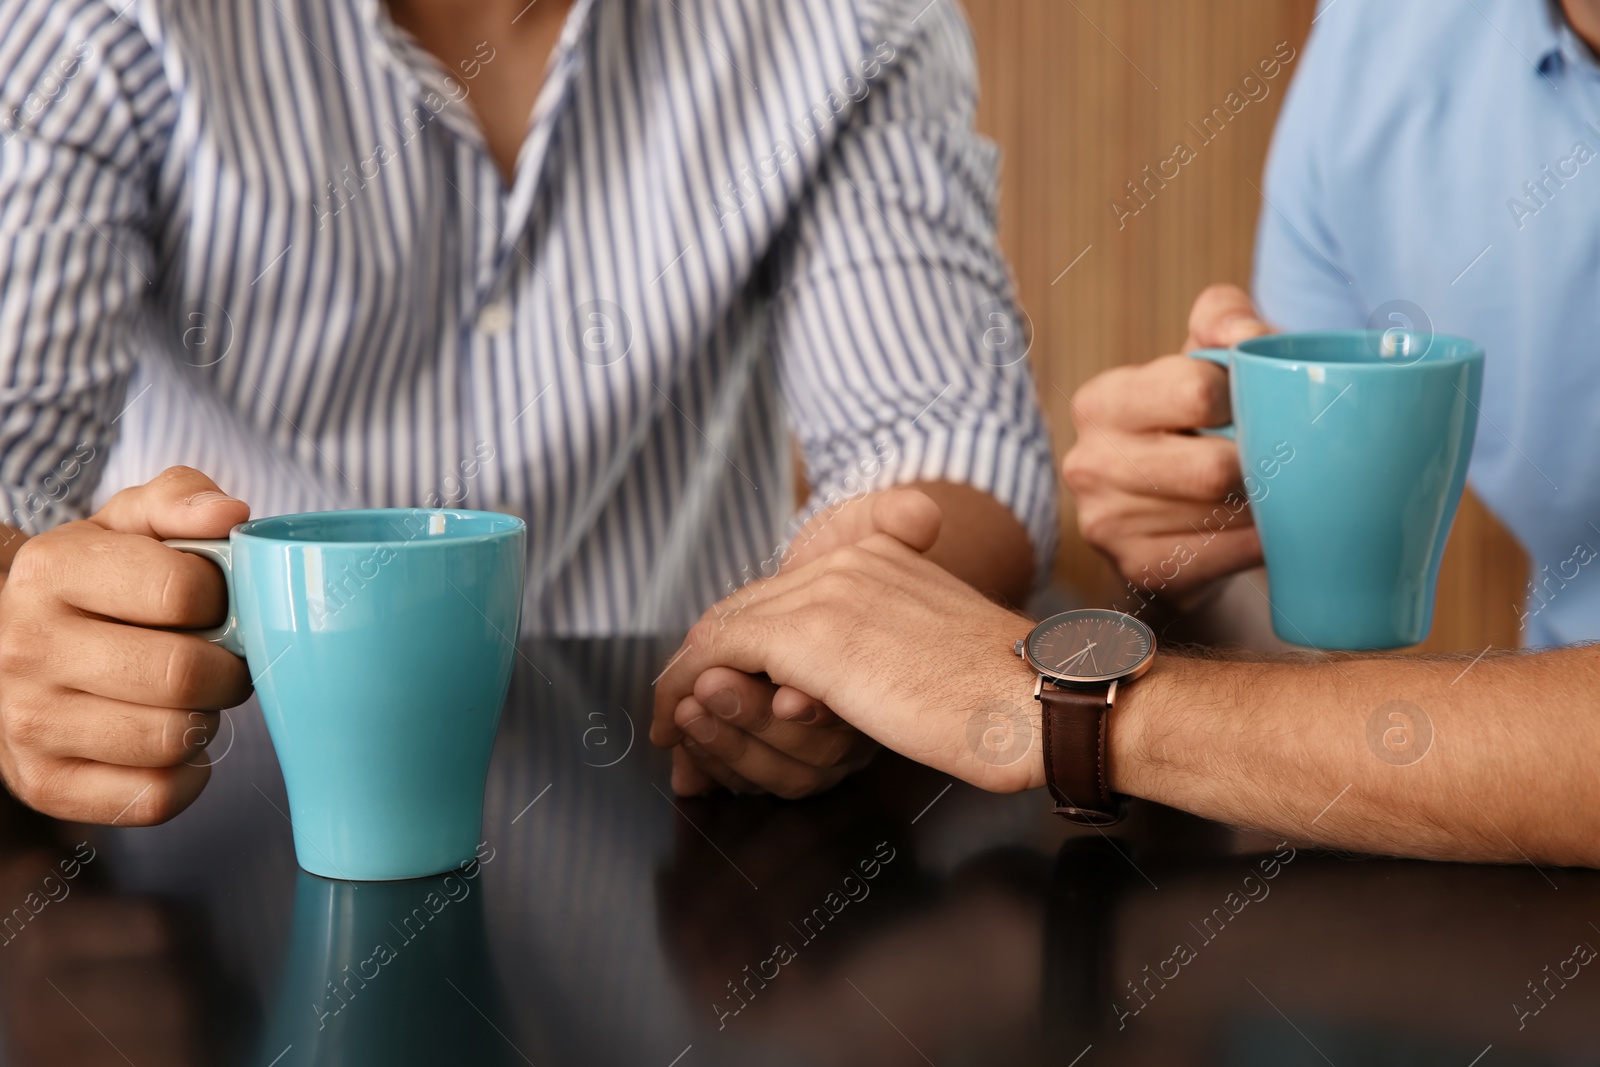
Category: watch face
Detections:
[{"x1": 1024, "y1": 609, "x2": 1156, "y2": 686}]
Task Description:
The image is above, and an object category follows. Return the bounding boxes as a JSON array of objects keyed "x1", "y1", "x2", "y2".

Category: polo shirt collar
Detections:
[{"x1": 1522, "y1": 0, "x2": 1600, "y2": 77}]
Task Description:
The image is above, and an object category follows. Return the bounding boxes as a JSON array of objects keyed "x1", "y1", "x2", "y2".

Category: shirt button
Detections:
[{"x1": 476, "y1": 302, "x2": 513, "y2": 336}]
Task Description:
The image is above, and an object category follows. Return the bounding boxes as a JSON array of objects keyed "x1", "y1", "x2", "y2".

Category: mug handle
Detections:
[
  {"x1": 163, "y1": 539, "x2": 244, "y2": 656},
  {"x1": 1187, "y1": 348, "x2": 1236, "y2": 440}
]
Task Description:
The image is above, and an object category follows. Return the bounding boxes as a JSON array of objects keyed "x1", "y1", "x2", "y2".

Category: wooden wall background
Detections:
[{"x1": 961, "y1": 0, "x2": 1527, "y2": 653}]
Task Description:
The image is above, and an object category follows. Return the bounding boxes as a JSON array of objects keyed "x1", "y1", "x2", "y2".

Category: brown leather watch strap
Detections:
[{"x1": 1039, "y1": 686, "x2": 1126, "y2": 825}]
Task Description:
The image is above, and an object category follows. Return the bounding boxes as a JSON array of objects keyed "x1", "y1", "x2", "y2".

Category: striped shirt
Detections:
[{"x1": 0, "y1": 0, "x2": 1057, "y2": 633}]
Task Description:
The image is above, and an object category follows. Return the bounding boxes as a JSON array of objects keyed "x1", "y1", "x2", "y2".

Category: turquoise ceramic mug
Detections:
[
  {"x1": 166, "y1": 509, "x2": 525, "y2": 880},
  {"x1": 1190, "y1": 330, "x2": 1484, "y2": 650}
]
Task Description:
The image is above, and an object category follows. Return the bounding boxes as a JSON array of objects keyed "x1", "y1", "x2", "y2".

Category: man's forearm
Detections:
[
  {"x1": 908, "y1": 481, "x2": 1033, "y2": 606},
  {"x1": 655, "y1": 525, "x2": 1600, "y2": 866},
  {"x1": 1110, "y1": 646, "x2": 1600, "y2": 866}
]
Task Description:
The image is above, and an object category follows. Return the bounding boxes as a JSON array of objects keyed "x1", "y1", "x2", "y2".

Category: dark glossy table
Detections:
[{"x1": 1, "y1": 637, "x2": 1597, "y2": 1066}]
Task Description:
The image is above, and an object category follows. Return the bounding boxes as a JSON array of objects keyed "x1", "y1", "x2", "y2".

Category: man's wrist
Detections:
[
  {"x1": 959, "y1": 616, "x2": 1044, "y2": 794},
  {"x1": 1105, "y1": 653, "x2": 1185, "y2": 801},
  {"x1": 1023, "y1": 719, "x2": 1048, "y2": 793}
]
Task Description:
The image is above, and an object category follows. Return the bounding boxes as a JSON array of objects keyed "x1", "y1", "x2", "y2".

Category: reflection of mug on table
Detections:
[
  {"x1": 1192, "y1": 330, "x2": 1484, "y2": 649},
  {"x1": 259, "y1": 863, "x2": 520, "y2": 1066},
  {"x1": 167, "y1": 509, "x2": 525, "y2": 880}
]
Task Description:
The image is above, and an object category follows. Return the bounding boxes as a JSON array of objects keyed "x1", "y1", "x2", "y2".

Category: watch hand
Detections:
[{"x1": 1053, "y1": 642, "x2": 1096, "y2": 673}]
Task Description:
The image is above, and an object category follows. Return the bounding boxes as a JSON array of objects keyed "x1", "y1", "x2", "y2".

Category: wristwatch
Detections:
[{"x1": 1015, "y1": 609, "x2": 1156, "y2": 826}]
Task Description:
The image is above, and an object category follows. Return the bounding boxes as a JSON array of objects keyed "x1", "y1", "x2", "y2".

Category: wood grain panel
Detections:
[{"x1": 961, "y1": 0, "x2": 1527, "y2": 651}]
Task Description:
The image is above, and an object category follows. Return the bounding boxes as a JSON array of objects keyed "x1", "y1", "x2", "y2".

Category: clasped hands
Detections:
[
  {"x1": 650, "y1": 487, "x2": 1043, "y2": 798},
  {"x1": 652, "y1": 285, "x2": 1279, "y2": 800}
]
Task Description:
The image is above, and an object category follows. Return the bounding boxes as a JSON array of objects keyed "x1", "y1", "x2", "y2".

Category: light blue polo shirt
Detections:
[{"x1": 1254, "y1": 0, "x2": 1600, "y2": 647}]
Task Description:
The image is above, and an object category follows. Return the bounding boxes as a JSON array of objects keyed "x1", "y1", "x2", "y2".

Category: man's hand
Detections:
[
  {"x1": 0, "y1": 466, "x2": 253, "y2": 825},
  {"x1": 655, "y1": 488, "x2": 944, "y2": 797},
  {"x1": 1061, "y1": 283, "x2": 1274, "y2": 603},
  {"x1": 782, "y1": 483, "x2": 945, "y2": 573},
  {"x1": 655, "y1": 665, "x2": 881, "y2": 798},
  {"x1": 654, "y1": 531, "x2": 1041, "y2": 797}
]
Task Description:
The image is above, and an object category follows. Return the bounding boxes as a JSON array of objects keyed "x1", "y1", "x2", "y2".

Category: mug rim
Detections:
[
  {"x1": 231, "y1": 507, "x2": 527, "y2": 547},
  {"x1": 1230, "y1": 329, "x2": 1484, "y2": 369}
]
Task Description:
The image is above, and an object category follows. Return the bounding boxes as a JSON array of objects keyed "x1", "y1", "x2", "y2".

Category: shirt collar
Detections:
[
  {"x1": 355, "y1": 0, "x2": 601, "y2": 94},
  {"x1": 1523, "y1": 0, "x2": 1600, "y2": 77},
  {"x1": 353, "y1": 0, "x2": 601, "y2": 151}
]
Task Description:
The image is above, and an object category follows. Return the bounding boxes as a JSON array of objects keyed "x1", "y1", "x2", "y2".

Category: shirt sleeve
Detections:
[
  {"x1": 0, "y1": 1, "x2": 162, "y2": 534},
  {"x1": 1251, "y1": 11, "x2": 1367, "y2": 332},
  {"x1": 767, "y1": 0, "x2": 1059, "y2": 590}
]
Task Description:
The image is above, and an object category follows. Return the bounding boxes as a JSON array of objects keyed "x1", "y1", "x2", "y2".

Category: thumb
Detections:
[
  {"x1": 782, "y1": 486, "x2": 943, "y2": 571},
  {"x1": 90, "y1": 466, "x2": 251, "y2": 539},
  {"x1": 1184, "y1": 283, "x2": 1274, "y2": 351},
  {"x1": 867, "y1": 486, "x2": 942, "y2": 553}
]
